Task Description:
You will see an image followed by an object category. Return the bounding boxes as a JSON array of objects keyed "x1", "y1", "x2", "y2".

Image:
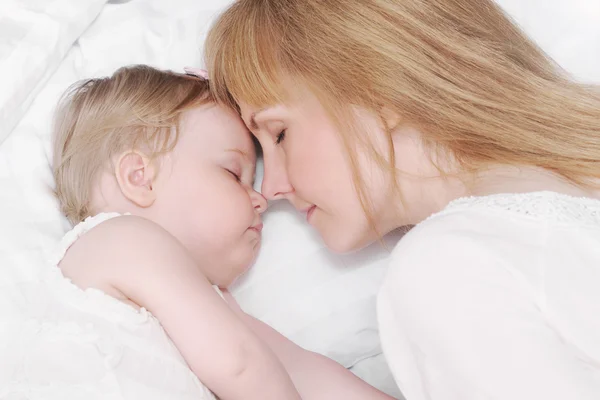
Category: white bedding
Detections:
[{"x1": 1, "y1": 1, "x2": 599, "y2": 399}]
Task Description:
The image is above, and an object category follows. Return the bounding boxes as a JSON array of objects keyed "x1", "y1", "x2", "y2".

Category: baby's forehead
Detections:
[
  {"x1": 181, "y1": 105, "x2": 255, "y2": 146},
  {"x1": 221, "y1": 125, "x2": 257, "y2": 158}
]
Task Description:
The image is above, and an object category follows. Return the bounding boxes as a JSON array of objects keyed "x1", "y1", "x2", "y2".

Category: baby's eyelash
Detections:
[
  {"x1": 227, "y1": 170, "x2": 241, "y2": 182},
  {"x1": 275, "y1": 130, "x2": 286, "y2": 145}
]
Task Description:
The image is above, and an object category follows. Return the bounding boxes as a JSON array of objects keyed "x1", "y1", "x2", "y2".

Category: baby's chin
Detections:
[{"x1": 216, "y1": 245, "x2": 261, "y2": 289}]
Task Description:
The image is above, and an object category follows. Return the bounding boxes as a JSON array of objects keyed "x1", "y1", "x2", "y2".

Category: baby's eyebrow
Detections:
[{"x1": 225, "y1": 148, "x2": 250, "y2": 159}]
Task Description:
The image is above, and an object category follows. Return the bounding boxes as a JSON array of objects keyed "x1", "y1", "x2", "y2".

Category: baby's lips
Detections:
[{"x1": 249, "y1": 223, "x2": 263, "y2": 233}]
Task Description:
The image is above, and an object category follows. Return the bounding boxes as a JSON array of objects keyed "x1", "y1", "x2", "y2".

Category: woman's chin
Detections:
[{"x1": 321, "y1": 228, "x2": 375, "y2": 254}]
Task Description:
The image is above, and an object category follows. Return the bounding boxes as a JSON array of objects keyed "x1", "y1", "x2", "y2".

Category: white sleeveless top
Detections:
[
  {"x1": 2, "y1": 213, "x2": 216, "y2": 399},
  {"x1": 378, "y1": 191, "x2": 600, "y2": 400}
]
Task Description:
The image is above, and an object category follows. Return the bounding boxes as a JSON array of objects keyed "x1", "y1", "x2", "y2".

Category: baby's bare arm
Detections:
[
  {"x1": 94, "y1": 216, "x2": 301, "y2": 400},
  {"x1": 223, "y1": 291, "x2": 397, "y2": 400}
]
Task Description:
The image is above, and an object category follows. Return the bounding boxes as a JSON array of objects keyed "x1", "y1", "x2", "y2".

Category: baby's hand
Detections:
[{"x1": 96, "y1": 216, "x2": 301, "y2": 400}]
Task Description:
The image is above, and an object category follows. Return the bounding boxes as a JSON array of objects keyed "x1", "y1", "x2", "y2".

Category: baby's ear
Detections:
[{"x1": 115, "y1": 151, "x2": 157, "y2": 208}]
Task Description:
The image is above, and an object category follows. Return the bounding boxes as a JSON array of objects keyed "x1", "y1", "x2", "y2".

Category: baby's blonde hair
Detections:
[
  {"x1": 205, "y1": 0, "x2": 600, "y2": 226},
  {"x1": 53, "y1": 65, "x2": 213, "y2": 224}
]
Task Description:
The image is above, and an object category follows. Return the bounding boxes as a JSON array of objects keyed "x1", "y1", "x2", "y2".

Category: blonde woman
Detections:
[{"x1": 205, "y1": 1, "x2": 600, "y2": 399}]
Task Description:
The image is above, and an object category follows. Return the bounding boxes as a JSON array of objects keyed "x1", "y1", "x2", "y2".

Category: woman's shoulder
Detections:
[
  {"x1": 379, "y1": 193, "x2": 600, "y2": 400},
  {"x1": 386, "y1": 191, "x2": 600, "y2": 295},
  {"x1": 401, "y1": 190, "x2": 600, "y2": 247},
  {"x1": 393, "y1": 192, "x2": 552, "y2": 258},
  {"x1": 389, "y1": 206, "x2": 531, "y2": 274},
  {"x1": 381, "y1": 194, "x2": 546, "y2": 329},
  {"x1": 430, "y1": 190, "x2": 600, "y2": 228}
]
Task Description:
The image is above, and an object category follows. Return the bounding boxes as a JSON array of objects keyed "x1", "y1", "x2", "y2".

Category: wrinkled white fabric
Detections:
[
  {"x1": 379, "y1": 191, "x2": 600, "y2": 400},
  {"x1": 1, "y1": 212, "x2": 215, "y2": 400}
]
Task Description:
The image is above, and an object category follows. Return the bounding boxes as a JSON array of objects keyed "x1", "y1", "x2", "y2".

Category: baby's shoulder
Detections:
[
  {"x1": 60, "y1": 215, "x2": 188, "y2": 292},
  {"x1": 77, "y1": 214, "x2": 179, "y2": 247}
]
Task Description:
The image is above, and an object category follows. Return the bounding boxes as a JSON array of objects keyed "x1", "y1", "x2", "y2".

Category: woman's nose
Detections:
[{"x1": 261, "y1": 150, "x2": 293, "y2": 200}]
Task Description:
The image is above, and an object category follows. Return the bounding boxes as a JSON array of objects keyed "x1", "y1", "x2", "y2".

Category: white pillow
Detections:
[{"x1": 0, "y1": 0, "x2": 108, "y2": 143}]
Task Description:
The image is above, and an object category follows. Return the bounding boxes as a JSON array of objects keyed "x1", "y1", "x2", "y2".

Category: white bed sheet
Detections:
[{"x1": 0, "y1": 0, "x2": 108, "y2": 142}]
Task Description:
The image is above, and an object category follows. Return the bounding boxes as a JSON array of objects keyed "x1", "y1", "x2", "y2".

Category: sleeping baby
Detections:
[{"x1": 27, "y1": 64, "x2": 396, "y2": 399}]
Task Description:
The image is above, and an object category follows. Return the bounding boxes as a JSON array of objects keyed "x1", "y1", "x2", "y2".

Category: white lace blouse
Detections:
[{"x1": 378, "y1": 191, "x2": 600, "y2": 400}]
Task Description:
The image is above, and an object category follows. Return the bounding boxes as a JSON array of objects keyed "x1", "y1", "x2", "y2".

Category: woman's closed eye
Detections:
[{"x1": 275, "y1": 129, "x2": 286, "y2": 145}]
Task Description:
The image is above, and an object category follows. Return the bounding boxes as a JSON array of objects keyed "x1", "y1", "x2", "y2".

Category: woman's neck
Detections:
[
  {"x1": 468, "y1": 165, "x2": 599, "y2": 200},
  {"x1": 391, "y1": 164, "x2": 599, "y2": 229}
]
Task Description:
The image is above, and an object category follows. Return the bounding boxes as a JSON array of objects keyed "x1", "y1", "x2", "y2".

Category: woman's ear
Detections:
[
  {"x1": 380, "y1": 106, "x2": 401, "y2": 132},
  {"x1": 114, "y1": 151, "x2": 157, "y2": 208}
]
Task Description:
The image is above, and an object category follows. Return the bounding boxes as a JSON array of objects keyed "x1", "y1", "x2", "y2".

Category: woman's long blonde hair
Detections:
[
  {"x1": 205, "y1": 0, "x2": 600, "y2": 218},
  {"x1": 53, "y1": 65, "x2": 213, "y2": 224}
]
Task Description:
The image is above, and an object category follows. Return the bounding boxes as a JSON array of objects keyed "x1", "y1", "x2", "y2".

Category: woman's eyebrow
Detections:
[
  {"x1": 249, "y1": 107, "x2": 273, "y2": 130},
  {"x1": 249, "y1": 113, "x2": 259, "y2": 130}
]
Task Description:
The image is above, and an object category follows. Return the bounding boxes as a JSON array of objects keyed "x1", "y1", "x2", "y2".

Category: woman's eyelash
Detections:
[{"x1": 275, "y1": 130, "x2": 286, "y2": 145}]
